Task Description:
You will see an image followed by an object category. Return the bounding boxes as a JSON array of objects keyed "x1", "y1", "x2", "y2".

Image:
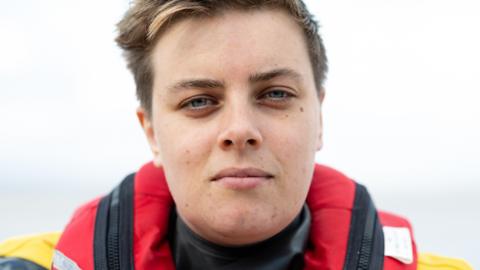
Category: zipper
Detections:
[{"x1": 343, "y1": 183, "x2": 384, "y2": 270}]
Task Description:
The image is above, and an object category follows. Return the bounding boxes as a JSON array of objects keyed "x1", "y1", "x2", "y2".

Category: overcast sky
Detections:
[
  {"x1": 1, "y1": 0, "x2": 479, "y2": 266},
  {"x1": 1, "y1": 0, "x2": 478, "y2": 192}
]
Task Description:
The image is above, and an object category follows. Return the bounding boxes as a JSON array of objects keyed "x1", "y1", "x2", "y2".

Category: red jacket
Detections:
[{"x1": 55, "y1": 163, "x2": 418, "y2": 269}]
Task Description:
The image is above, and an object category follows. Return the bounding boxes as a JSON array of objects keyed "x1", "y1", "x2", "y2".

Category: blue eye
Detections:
[
  {"x1": 190, "y1": 98, "x2": 209, "y2": 108},
  {"x1": 261, "y1": 89, "x2": 294, "y2": 101},
  {"x1": 182, "y1": 97, "x2": 216, "y2": 110},
  {"x1": 265, "y1": 90, "x2": 289, "y2": 99}
]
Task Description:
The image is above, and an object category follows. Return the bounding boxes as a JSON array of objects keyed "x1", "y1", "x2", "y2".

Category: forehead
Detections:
[{"x1": 150, "y1": 9, "x2": 314, "y2": 89}]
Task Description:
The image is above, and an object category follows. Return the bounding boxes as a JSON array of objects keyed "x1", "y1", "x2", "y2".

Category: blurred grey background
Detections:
[{"x1": 1, "y1": 0, "x2": 478, "y2": 268}]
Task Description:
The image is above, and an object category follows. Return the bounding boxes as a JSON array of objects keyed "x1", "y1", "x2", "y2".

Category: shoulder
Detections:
[
  {"x1": 53, "y1": 197, "x2": 101, "y2": 270},
  {"x1": 54, "y1": 163, "x2": 173, "y2": 270},
  {"x1": 311, "y1": 164, "x2": 474, "y2": 270}
]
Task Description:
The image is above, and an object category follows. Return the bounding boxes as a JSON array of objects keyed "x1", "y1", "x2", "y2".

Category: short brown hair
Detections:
[{"x1": 116, "y1": 0, "x2": 328, "y2": 116}]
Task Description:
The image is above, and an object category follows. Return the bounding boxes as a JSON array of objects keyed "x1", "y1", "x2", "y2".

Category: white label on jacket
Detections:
[
  {"x1": 52, "y1": 250, "x2": 82, "y2": 270},
  {"x1": 383, "y1": 226, "x2": 414, "y2": 264}
]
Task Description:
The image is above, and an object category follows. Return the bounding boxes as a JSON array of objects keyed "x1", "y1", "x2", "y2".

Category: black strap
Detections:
[
  {"x1": 94, "y1": 174, "x2": 135, "y2": 270},
  {"x1": 343, "y1": 183, "x2": 385, "y2": 270}
]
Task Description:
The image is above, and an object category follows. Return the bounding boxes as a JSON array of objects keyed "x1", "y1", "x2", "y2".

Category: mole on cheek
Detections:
[
  {"x1": 184, "y1": 150, "x2": 191, "y2": 165},
  {"x1": 300, "y1": 107, "x2": 304, "y2": 112},
  {"x1": 270, "y1": 207, "x2": 278, "y2": 221}
]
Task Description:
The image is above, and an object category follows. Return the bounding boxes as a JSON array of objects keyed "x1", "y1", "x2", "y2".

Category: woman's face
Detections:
[{"x1": 138, "y1": 9, "x2": 324, "y2": 246}]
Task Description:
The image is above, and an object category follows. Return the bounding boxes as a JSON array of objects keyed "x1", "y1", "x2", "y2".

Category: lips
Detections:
[
  {"x1": 211, "y1": 167, "x2": 274, "y2": 181},
  {"x1": 211, "y1": 167, "x2": 273, "y2": 190}
]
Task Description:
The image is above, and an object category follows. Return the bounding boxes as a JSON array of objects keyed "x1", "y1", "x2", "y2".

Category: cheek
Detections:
[
  {"x1": 267, "y1": 110, "x2": 318, "y2": 193},
  {"x1": 153, "y1": 120, "x2": 217, "y2": 197},
  {"x1": 156, "y1": 120, "x2": 214, "y2": 163},
  {"x1": 269, "y1": 111, "x2": 318, "y2": 163}
]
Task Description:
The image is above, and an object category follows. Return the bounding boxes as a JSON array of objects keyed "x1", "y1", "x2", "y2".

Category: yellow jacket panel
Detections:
[
  {"x1": 418, "y1": 253, "x2": 473, "y2": 270},
  {"x1": 0, "y1": 232, "x2": 60, "y2": 269}
]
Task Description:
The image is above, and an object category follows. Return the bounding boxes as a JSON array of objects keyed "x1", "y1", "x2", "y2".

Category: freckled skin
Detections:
[{"x1": 137, "y1": 9, "x2": 325, "y2": 246}]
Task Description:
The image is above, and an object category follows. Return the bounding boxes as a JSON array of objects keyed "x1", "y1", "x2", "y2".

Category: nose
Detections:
[{"x1": 217, "y1": 105, "x2": 263, "y2": 151}]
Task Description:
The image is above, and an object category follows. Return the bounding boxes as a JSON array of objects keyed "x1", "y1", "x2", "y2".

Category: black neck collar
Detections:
[{"x1": 169, "y1": 205, "x2": 311, "y2": 270}]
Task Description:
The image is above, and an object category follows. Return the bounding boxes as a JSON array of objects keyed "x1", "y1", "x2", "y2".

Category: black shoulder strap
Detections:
[
  {"x1": 343, "y1": 183, "x2": 385, "y2": 270},
  {"x1": 94, "y1": 173, "x2": 135, "y2": 270}
]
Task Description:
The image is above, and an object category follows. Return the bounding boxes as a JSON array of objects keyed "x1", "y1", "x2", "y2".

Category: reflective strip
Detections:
[{"x1": 52, "y1": 250, "x2": 81, "y2": 270}]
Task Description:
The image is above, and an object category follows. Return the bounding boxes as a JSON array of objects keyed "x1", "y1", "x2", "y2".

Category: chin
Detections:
[{"x1": 205, "y1": 201, "x2": 290, "y2": 246}]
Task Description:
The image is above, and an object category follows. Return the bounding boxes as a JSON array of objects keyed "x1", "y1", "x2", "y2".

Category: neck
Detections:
[{"x1": 169, "y1": 204, "x2": 311, "y2": 270}]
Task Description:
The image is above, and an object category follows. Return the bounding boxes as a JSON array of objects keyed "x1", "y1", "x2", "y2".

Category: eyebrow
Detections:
[
  {"x1": 249, "y1": 68, "x2": 302, "y2": 84},
  {"x1": 168, "y1": 68, "x2": 302, "y2": 92},
  {"x1": 169, "y1": 79, "x2": 225, "y2": 92}
]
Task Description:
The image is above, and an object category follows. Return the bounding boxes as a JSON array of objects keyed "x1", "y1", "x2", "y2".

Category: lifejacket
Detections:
[{"x1": 54, "y1": 163, "x2": 419, "y2": 270}]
